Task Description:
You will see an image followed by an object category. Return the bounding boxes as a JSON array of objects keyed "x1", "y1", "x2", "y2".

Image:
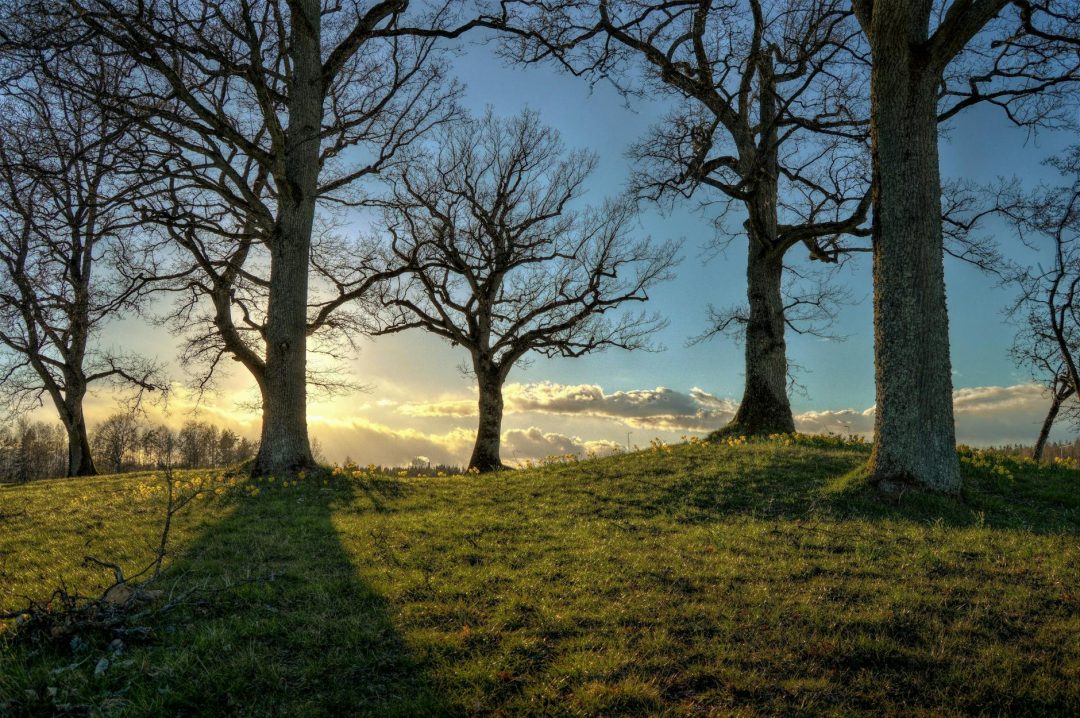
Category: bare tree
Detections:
[
  {"x1": 0, "y1": 419, "x2": 67, "y2": 482},
  {"x1": 1006, "y1": 146, "x2": 1080, "y2": 461},
  {"x1": 851, "y1": 0, "x2": 1080, "y2": 491},
  {"x1": 0, "y1": 53, "x2": 166, "y2": 477},
  {"x1": 374, "y1": 110, "x2": 679, "y2": 471},
  {"x1": 498, "y1": 0, "x2": 873, "y2": 436},
  {"x1": 25, "y1": 0, "x2": 512, "y2": 475},
  {"x1": 90, "y1": 411, "x2": 141, "y2": 473}
]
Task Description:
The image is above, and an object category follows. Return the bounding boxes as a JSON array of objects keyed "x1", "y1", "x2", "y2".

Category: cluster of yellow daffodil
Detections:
[
  {"x1": 537, "y1": 453, "x2": 578, "y2": 466},
  {"x1": 649, "y1": 438, "x2": 674, "y2": 455}
]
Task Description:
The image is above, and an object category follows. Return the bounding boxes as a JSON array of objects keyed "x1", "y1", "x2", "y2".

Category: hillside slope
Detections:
[{"x1": 1, "y1": 438, "x2": 1078, "y2": 716}]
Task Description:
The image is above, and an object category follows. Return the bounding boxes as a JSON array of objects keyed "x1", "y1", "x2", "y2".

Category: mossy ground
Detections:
[{"x1": 1, "y1": 438, "x2": 1077, "y2": 716}]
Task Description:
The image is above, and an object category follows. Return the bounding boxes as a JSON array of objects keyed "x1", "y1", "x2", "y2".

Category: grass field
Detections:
[{"x1": 1, "y1": 437, "x2": 1078, "y2": 716}]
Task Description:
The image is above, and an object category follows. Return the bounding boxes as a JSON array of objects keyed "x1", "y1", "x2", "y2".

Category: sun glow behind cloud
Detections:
[{"x1": 35, "y1": 374, "x2": 1064, "y2": 468}]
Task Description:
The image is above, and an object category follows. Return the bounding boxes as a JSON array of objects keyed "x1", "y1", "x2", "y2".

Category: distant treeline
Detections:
[
  {"x1": 0, "y1": 414, "x2": 258, "y2": 483},
  {"x1": 992, "y1": 438, "x2": 1080, "y2": 463},
  {"x1": 336, "y1": 456, "x2": 468, "y2": 478},
  {"x1": 0, "y1": 421, "x2": 67, "y2": 483}
]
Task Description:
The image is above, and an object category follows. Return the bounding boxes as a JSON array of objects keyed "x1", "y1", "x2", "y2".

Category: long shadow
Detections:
[
  {"x1": 119, "y1": 474, "x2": 449, "y2": 718},
  {"x1": 563, "y1": 446, "x2": 1080, "y2": 535}
]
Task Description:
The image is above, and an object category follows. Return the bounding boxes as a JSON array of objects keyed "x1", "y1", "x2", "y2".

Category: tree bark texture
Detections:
[
  {"x1": 866, "y1": 6, "x2": 961, "y2": 492},
  {"x1": 252, "y1": 0, "x2": 320, "y2": 475}
]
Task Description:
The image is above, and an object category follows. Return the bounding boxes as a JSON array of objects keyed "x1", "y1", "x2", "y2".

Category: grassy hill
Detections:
[{"x1": 1, "y1": 436, "x2": 1078, "y2": 716}]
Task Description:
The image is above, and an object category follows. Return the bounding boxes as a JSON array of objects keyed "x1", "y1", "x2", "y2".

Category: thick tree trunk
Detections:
[
  {"x1": 50, "y1": 376, "x2": 96, "y2": 477},
  {"x1": 715, "y1": 57, "x2": 794, "y2": 438},
  {"x1": 65, "y1": 410, "x2": 96, "y2": 477},
  {"x1": 866, "y1": 22, "x2": 960, "y2": 492},
  {"x1": 469, "y1": 360, "x2": 506, "y2": 472},
  {"x1": 251, "y1": 0, "x2": 320, "y2": 476},
  {"x1": 253, "y1": 212, "x2": 315, "y2": 475},
  {"x1": 718, "y1": 238, "x2": 794, "y2": 436}
]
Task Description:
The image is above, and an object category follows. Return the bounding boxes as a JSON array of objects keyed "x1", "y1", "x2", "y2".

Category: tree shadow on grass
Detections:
[
  {"x1": 351, "y1": 475, "x2": 408, "y2": 514},
  {"x1": 565, "y1": 446, "x2": 1080, "y2": 534},
  {"x1": 116, "y1": 475, "x2": 448, "y2": 718}
]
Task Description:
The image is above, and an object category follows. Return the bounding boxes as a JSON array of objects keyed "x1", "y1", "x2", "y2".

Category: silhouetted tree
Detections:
[
  {"x1": 139, "y1": 424, "x2": 175, "y2": 468},
  {"x1": 26, "y1": 0, "x2": 513, "y2": 475},
  {"x1": 0, "y1": 420, "x2": 66, "y2": 482},
  {"x1": 375, "y1": 110, "x2": 678, "y2": 471},
  {"x1": 0, "y1": 52, "x2": 166, "y2": 477},
  {"x1": 500, "y1": 0, "x2": 873, "y2": 436},
  {"x1": 217, "y1": 428, "x2": 240, "y2": 466},
  {"x1": 1006, "y1": 146, "x2": 1080, "y2": 461},
  {"x1": 177, "y1": 420, "x2": 220, "y2": 468},
  {"x1": 90, "y1": 412, "x2": 140, "y2": 473}
]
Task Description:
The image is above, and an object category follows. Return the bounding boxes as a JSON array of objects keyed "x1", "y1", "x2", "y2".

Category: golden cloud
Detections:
[
  {"x1": 398, "y1": 382, "x2": 738, "y2": 432},
  {"x1": 55, "y1": 379, "x2": 1062, "y2": 468}
]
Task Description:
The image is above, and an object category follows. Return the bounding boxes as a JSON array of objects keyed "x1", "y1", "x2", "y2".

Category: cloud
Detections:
[
  {"x1": 952, "y1": 384, "x2": 1045, "y2": 415},
  {"x1": 310, "y1": 418, "x2": 622, "y2": 467},
  {"x1": 79, "y1": 382, "x2": 261, "y2": 435},
  {"x1": 794, "y1": 408, "x2": 875, "y2": 436},
  {"x1": 313, "y1": 383, "x2": 1060, "y2": 466},
  {"x1": 55, "y1": 378, "x2": 1063, "y2": 468},
  {"x1": 396, "y1": 381, "x2": 1064, "y2": 445},
  {"x1": 502, "y1": 427, "x2": 622, "y2": 463},
  {"x1": 952, "y1": 384, "x2": 1056, "y2": 445},
  {"x1": 308, "y1": 417, "x2": 475, "y2": 466},
  {"x1": 791, "y1": 384, "x2": 1055, "y2": 446},
  {"x1": 400, "y1": 382, "x2": 738, "y2": 432},
  {"x1": 397, "y1": 398, "x2": 476, "y2": 417}
]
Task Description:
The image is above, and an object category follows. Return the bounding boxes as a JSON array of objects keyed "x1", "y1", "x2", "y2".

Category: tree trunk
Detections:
[
  {"x1": 1033, "y1": 385, "x2": 1073, "y2": 462},
  {"x1": 51, "y1": 376, "x2": 96, "y2": 477},
  {"x1": 1033, "y1": 398, "x2": 1061, "y2": 463},
  {"x1": 65, "y1": 411, "x2": 96, "y2": 477},
  {"x1": 714, "y1": 56, "x2": 794, "y2": 438},
  {"x1": 253, "y1": 217, "x2": 315, "y2": 475},
  {"x1": 718, "y1": 238, "x2": 794, "y2": 436},
  {"x1": 469, "y1": 360, "x2": 506, "y2": 472},
  {"x1": 251, "y1": 0, "x2": 320, "y2": 476},
  {"x1": 866, "y1": 20, "x2": 960, "y2": 492}
]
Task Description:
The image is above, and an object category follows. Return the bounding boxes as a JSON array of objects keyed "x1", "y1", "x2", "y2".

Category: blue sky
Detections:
[
  {"x1": 74, "y1": 35, "x2": 1078, "y2": 465},
  {"x1": 447, "y1": 40, "x2": 1073, "y2": 410}
]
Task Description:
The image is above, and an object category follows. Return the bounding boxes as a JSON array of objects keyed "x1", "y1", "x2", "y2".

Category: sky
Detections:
[{"x1": 42, "y1": 36, "x2": 1080, "y2": 467}]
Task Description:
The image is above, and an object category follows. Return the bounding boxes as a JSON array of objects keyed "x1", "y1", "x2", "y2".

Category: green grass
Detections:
[{"x1": 1, "y1": 438, "x2": 1078, "y2": 716}]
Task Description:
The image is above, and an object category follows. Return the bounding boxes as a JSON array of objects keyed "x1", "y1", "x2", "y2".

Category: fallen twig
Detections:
[{"x1": 1, "y1": 464, "x2": 201, "y2": 644}]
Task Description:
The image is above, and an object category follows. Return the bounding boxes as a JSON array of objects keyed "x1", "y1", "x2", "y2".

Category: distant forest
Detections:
[
  {"x1": 0, "y1": 416, "x2": 258, "y2": 483},
  {"x1": 993, "y1": 439, "x2": 1080, "y2": 463},
  {"x1": 5, "y1": 412, "x2": 1080, "y2": 484}
]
